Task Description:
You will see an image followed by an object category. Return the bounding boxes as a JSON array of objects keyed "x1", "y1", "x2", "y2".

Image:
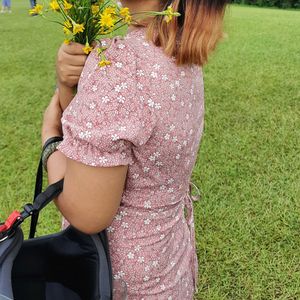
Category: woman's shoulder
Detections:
[
  {"x1": 82, "y1": 28, "x2": 201, "y2": 92},
  {"x1": 99, "y1": 27, "x2": 174, "y2": 68},
  {"x1": 82, "y1": 33, "x2": 141, "y2": 81}
]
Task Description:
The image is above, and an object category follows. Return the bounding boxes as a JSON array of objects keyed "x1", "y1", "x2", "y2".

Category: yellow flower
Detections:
[
  {"x1": 64, "y1": 39, "x2": 71, "y2": 45},
  {"x1": 63, "y1": 26, "x2": 72, "y2": 35},
  {"x1": 120, "y1": 7, "x2": 132, "y2": 24},
  {"x1": 99, "y1": 13, "x2": 115, "y2": 28},
  {"x1": 91, "y1": 4, "x2": 99, "y2": 14},
  {"x1": 63, "y1": 0, "x2": 72, "y2": 10},
  {"x1": 163, "y1": 5, "x2": 180, "y2": 23},
  {"x1": 119, "y1": 7, "x2": 130, "y2": 17},
  {"x1": 98, "y1": 60, "x2": 111, "y2": 67},
  {"x1": 73, "y1": 23, "x2": 84, "y2": 34},
  {"x1": 29, "y1": 4, "x2": 43, "y2": 15},
  {"x1": 83, "y1": 42, "x2": 93, "y2": 54},
  {"x1": 64, "y1": 20, "x2": 72, "y2": 28},
  {"x1": 103, "y1": 6, "x2": 116, "y2": 15},
  {"x1": 49, "y1": 0, "x2": 59, "y2": 11},
  {"x1": 97, "y1": 46, "x2": 107, "y2": 55},
  {"x1": 99, "y1": 27, "x2": 113, "y2": 35},
  {"x1": 124, "y1": 15, "x2": 132, "y2": 24}
]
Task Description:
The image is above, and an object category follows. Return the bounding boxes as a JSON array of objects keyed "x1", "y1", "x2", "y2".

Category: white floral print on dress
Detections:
[{"x1": 58, "y1": 27, "x2": 204, "y2": 300}]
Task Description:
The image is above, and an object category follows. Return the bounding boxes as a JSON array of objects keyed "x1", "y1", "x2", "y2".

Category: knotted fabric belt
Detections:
[{"x1": 185, "y1": 181, "x2": 201, "y2": 291}]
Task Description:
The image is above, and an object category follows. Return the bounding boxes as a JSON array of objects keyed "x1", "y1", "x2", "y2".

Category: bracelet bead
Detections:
[{"x1": 42, "y1": 140, "x2": 62, "y2": 172}]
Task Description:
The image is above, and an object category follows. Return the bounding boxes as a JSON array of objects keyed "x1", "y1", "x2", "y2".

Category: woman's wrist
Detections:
[
  {"x1": 42, "y1": 127, "x2": 62, "y2": 146},
  {"x1": 41, "y1": 136, "x2": 66, "y2": 184},
  {"x1": 42, "y1": 137, "x2": 63, "y2": 172},
  {"x1": 58, "y1": 82, "x2": 76, "y2": 111}
]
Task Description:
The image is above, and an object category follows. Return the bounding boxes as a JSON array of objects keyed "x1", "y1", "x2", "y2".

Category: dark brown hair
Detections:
[{"x1": 147, "y1": 0, "x2": 228, "y2": 66}]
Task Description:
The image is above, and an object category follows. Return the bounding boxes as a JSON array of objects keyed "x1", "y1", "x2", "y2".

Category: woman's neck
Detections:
[{"x1": 121, "y1": 0, "x2": 162, "y2": 30}]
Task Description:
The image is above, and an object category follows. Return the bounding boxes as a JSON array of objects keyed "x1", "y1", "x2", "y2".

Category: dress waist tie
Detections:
[{"x1": 185, "y1": 181, "x2": 201, "y2": 292}]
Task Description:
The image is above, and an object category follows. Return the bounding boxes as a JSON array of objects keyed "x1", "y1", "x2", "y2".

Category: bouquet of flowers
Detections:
[{"x1": 29, "y1": 0, "x2": 180, "y2": 67}]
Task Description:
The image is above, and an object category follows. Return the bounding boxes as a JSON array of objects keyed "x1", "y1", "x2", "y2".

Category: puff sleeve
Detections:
[{"x1": 58, "y1": 38, "x2": 156, "y2": 167}]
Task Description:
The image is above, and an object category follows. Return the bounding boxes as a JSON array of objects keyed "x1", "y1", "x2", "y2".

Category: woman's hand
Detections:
[
  {"x1": 56, "y1": 42, "x2": 88, "y2": 88},
  {"x1": 42, "y1": 89, "x2": 63, "y2": 145},
  {"x1": 56, "y1": 42, "x2": 90, "y2": 111}
]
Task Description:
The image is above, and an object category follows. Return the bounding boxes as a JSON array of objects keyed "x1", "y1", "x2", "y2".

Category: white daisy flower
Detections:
[
  {"x1": 154, "y1": 64, "x2": 161, "y2": 70},
  {"x1": 144, "y1": 201, "x2": 151, "y2": 208},
  {"x1": 127, "y1": 252, "x2": 134, "y2": 259},
  {"x1": 102, "y1": 96, "x2": 110, "y2": 103},
  {"x1": 117, "y1": 95, "x2": 125, "y2": 103},
  {"x1": 99, "y1": 156, "x2": 108, "y2": 164},
  {"x1": 121, "y1": 82, "x2": 128, "y2": 89},
  {"x1": 121, "y1": 222, "x2": 129, "y2": 229},
  {"x1": 111, "y1": 134, "x2": 119, "y2": 141},
  {"x1": 136, "y1": 70, "x2": 144, "y2": 76},
  {"x1": 138, "y1": 257, "x2": 145, "y2": 263},
  {"x1": 114, "y1": 85, "x2": 122, "y2": 92},
  {"x1": 116, "y1": 62, "x2": 123, "y2": 68}
]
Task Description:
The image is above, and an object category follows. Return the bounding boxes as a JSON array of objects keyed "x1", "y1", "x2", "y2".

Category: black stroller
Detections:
[{"x1": 0, "y1": 150, "x2": 114, "y2": 299}]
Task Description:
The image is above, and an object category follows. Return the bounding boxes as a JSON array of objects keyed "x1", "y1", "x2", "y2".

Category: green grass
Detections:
[{"x1": 0, "y1": 2, "x2": 300, "y2": 299}]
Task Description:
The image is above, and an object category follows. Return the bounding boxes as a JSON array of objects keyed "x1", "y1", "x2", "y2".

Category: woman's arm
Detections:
[
  {"x1": 56, "y1": 42, "x2": 88, "y2": 110},
  {"x1": 42, "y1": 91, "x2": 127, "y2": 234},
  {"x1": 57, "y1": 84, "x2": 75, "y2": 111},
  {"x1": 54, "y1": 157, "x2": 128, "y2": 234}
]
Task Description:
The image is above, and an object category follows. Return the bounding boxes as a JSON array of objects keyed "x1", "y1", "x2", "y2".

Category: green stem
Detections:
[
  {"x1": 57, "y1": 0, "x2": 69, "y2": 21},
  {"x1": 112, "y1": 22, "x2": 127, "y2": 33},
  {"x1": 41, "y1": 14, "x2": 65, "y2": 26},
  {"x1": 99, "y1": 0, "x2": 110, "y2": 11}
]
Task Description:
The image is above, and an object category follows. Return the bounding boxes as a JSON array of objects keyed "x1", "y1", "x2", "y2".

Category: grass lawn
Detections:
[{"x1": 0, "y1": 2, "x2": 300, "y2": 299}]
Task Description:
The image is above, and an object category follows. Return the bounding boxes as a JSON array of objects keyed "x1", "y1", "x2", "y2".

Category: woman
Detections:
[{"x1": 42, "y1": 0, "x2": 227, "y2": 298}]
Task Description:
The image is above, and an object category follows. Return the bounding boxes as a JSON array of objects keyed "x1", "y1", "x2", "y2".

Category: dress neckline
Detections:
[{"x1": 127, "y1": 26, "x2": 147, "y2": 37}]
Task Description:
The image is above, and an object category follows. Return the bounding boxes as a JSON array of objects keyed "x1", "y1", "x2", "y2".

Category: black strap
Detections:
[
  {"x1": 28, "y1": 157, "x2": 43, "y2": 239},
  {"x1": 29, "y1": 161, "x2": 64, "y2": 238},
  {"x1": 33, "y1": 179, "x2": 64, "y2": 212},
  {"x1": 29, "y1": 136, "x2": 63, "y2": 239}
]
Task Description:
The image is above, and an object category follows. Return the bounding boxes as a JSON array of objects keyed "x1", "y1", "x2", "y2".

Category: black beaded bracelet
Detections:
[
  {"x1": 43, "y1": 136, "x2": 63, "y2": 152},
  {"x1": 42, "y1": 136, "x2": 63, "y2": 172}
]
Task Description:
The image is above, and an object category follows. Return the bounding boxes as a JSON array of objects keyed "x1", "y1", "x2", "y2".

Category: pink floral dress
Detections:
[{"x1": 58, "y1": 27, "x2": 204, "y2": 299}]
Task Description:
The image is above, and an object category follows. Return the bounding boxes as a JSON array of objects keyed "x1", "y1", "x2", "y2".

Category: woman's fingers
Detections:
[
  {"x1": 57, "y1": 47, "x2": 87, "y2": 67},
  {"x1": 57, "y1": 64, "x2": 84, "y2": 77},
  {"x1": 61, "y1": 42, "x2": 87, "y2": 55},
  {"x1": 61, "y1": 76, "x2": 81, "y2": 88},
  {"x1": 57, "y1": 43, "x2": 88, "y2": 87},
  {"x1": 56, "y1": 40, "x2": 96, "y2": 87},
  {"x1": 56, "y1": 72, "x2": 79, "y2": 87}
]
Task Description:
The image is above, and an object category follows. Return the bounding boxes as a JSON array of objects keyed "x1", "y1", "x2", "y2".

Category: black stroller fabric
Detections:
[
  {"x1": 0, "y1": 229, "x2": 23, "y2": 300},
  {"x1": 0, "y1": 145, "x2": 113, "y2": 300},
  {"x1": 0, "y1": 227, "x2": 112, "y2": 300},
  {"x1": 12, "y1": 227, "x2": 111, "y2": 300}
]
